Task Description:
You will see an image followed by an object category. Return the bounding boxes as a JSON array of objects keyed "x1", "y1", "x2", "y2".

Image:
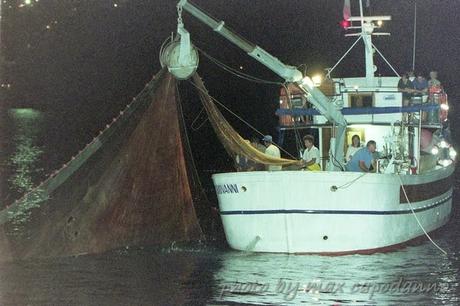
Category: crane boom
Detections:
[{"x1": 177, "y1": 0, "x2": 347, "y2": 169}]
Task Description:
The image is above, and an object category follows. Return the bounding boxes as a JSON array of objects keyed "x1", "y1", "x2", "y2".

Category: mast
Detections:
[
  {"x1": 360, "y1": 0, "x2": 375, "y2": 82},
  {"x1": 412, "y1": 0, "x2": 417, "y2": 71},
  {"x1": 345, "y1": 0, "x2": 391, "y2": 84},
  {"x1": 0, "y1": 0, "x2": 2, "y2": 84}
]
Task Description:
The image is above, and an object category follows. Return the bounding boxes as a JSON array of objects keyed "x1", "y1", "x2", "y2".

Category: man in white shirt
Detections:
[
  {"x1": 302, "y1": 135, "x2": 321, "y2": 171},
  {"x1": 262, "y1": 135, "x2": 282, "y2": 171}
]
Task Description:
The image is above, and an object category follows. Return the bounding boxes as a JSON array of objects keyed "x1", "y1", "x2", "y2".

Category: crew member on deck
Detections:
[
  {"x1": 407, "y1": 70, "x2": 416, "y2": 82},
  {"x1": 251, "y1": 135, "x2": 266, "y2": 153},
  {"x1": 428, "y1": 70, "x2": 442, "y2": 88},
  {"x1": 347, "y1": 140, "x2": 377, "y2": 172},
  {"x1": 249, "y1": 136, "x2": 265, "y2": 170},
  {"x1": 262, "y1": 135, "x2": 282, "y2": 171},
  {"x1": 398, "y1": 73, "x2": 415, "y2": 106},
  {"x1": 302, "y1": 135, "x2": 321, "y2": 171},
  {"x1": 412, "y1": 72, "x2": 428, "y2": 96},
  {"x1": 235, "y1": 140, "x2": 256, "y2": 171},
  {"x1": 345, "y1": 134, "x2": 362, "y2": 162}
]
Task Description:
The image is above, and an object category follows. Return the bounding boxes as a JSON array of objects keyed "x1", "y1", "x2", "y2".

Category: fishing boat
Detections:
[{"x1": 163, "y1": 0, "x2": 456, "y2": 254}]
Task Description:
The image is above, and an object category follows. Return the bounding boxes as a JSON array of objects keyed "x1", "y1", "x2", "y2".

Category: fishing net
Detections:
[
  {"x1": 0, "y1": 69, "x2": 204, "y2": 261},
  {"x1": 192, "y1": 73, "x2": 303, "y2": 170}
]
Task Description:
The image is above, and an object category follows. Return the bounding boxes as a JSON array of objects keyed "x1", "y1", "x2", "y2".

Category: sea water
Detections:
[{"x1": 0, "y1": 108, "x2": 459, "y2": 305}]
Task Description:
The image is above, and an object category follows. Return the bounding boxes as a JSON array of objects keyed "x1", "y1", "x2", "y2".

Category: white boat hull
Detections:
[{"x1": 212, "y1": 165, "x2": 455, "y2": 254}]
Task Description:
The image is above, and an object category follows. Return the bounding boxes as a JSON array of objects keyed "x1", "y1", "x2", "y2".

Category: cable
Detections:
[
  {"x1": 329, "y1": 152, "x2": 346, "y2": 171},
  {"x1": 190, "y1": 107, "x2": 209, "y2": 131},
  {"x1": 397, "y1": 174, "x2": 448, "y2": 255},
  {"x1": 187, "y1": 77, "x2": 298, "y2": 160},
  {"x1": 336, "y1": 172, "x2": 367, "y2": 189},
  {"x1": 175, "y1": 83, "x2": 211, "y2": 206},
  {"x1": 194, "y1": 43, "x2": 306, "y2": 157},
  {"x1": 196, "y1": 46, "x2": 283, "y2": 85}
]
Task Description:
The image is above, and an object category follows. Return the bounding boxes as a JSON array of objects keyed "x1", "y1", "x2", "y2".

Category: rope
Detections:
[
  {"x1": 327, "y1": 36, "x2": 362, "y2": 78},
  {"x1": 397, "y1": 174, "x2": 447, "y2": 255},
  {"x1": 329, "y1": 152, "x2": 346, "y2": 171},
  {"x1": 190, "y1": 107, "x2": 209, "y2": 131},
  {"x1": 175, "y1": 83, "x2": 212, "y2": 206},
  {"x1": 372, "y1": 43, "x2": 400, "y2": 77},
  {"x1": 196, "y1": 46, "x2": 283, "y2": 85},
  {"x1": 336, "y1": 172, "x2": 367, "y2": 189},
  {"x1": 187, "y1": 78, "x2": 298, "y2": 160}
]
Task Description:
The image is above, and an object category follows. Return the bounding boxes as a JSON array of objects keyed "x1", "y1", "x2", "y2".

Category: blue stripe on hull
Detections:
[{"x1": 220, "y1": 195, "x2": 452, "y2": 216}]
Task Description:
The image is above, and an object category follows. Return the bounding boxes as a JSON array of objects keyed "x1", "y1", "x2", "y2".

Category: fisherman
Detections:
[
  {"x1": 248, "y1": 136, "x2": 265, "y2": 171},
  {"x1": 345, "y1": 134, "x2": 362, "y2": 162},
  {"x1": 235, "y1": 140, "x2": 256, "y2": 171},
  {"x1": 427, "y1": 70, "x2": 443, "y2": 123},
  {"x1": 398, "y1": 73, "x2": 415, "y2": 122},
  {"x1": 407, "y1": 70, "x2": 416, "y2": 82},
  {"x1": 262, "y1": 135, "x2": 282, "y2": 171},
  {"x1": 302, "y1": 135, "x2": 321, "y2": 171},
  {"x1": 250, "y1": 135, "x2": 266, "y2": 152},
  {"x1": 397, "y1": 73, "x2": 415, "y2": 106},
  {"x1": 428, "y1": 70, "x2": 442, "y2": 88},
  {"x1": 346, "y1": 140, "x2": 377, "y2": 172},
  {"x1": 412, "y1": 72, "x2": 428, "y2": 96}
]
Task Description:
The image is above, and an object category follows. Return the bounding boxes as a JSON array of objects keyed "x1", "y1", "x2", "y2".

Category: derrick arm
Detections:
[{"x1": 177, "y1": 0, "x2": 347, "y2": 169}]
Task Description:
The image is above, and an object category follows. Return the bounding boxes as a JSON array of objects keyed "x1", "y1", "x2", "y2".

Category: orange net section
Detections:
[{"x1": 192, "y1": 73, "x2": 303, "y2": 170}]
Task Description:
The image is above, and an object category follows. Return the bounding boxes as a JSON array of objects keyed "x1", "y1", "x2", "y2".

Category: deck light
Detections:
[
  {"x1": 312, "y1": 75, "x2": 322, "y2": 86},
  {"x1": 439, "y1": 140, "x2": 448, "y2": 148},
  {"x1": 439, "y1": 159, "x2": 452, "y2": 167},
  {"x1": 449, "y1": 147, "x2": 457, "y2": 160},
  {"x1": 440, "y1": 104, "x2": 449, "y2": 111},
  {"x1": 340, "y1": 20, "x2": 351, "y2": 29}
]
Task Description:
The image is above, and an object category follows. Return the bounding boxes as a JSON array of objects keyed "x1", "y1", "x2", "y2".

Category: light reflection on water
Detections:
[
  {"x1": 4, "y1": 108, "x2": 44, "y2": 200},
  {"x1": 211, "y1": 244, "x2": 460, "y2": 305},
  {"x1": 0, "y1": 238, "x2": 459, "y2": 305},
  {"x1": 0, "y1": 107, "x2": 458, "y2": 305}
]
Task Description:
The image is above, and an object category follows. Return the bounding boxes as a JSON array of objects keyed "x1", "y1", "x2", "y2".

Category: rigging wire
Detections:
[
  {"x1": 335, "y1": 172, "x2": 367, "y2": 190},
  {"x1": 186, "y1": 78, "x2": 298, "y2": 160},
  {"x1": 175, "y1": 82, "x2": 212, "y2": 206},
  {"x1": 397, "y1": 174, "x2": 448, "y2": 255},
  {"x1": 190, "y1": 106, "x2": 209, "y2": 131},
  {"x1": 195, "y1": 45, "x2": 308, "y2": 158},
  {"x1": 195, "y1": 46, "x2": 283, "y2": 85},
  {"x1": 372, "y1": 43, "x2": 400, "y2": 77},
  {"x1": 329, "y1": 151, "x2": 346, "y2": 171}
]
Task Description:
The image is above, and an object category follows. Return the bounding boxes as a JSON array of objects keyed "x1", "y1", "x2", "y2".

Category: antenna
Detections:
[
  {"x1": 412, "y1": 0, "x2": 417, "y2": 71},
  {"x1": 338, "y1": 0, "x2": 392, "y2": 81}
]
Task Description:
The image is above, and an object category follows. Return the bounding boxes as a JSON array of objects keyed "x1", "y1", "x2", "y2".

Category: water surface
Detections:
[{"x1": 0, "y1": 107, "x2": 459, "y2": 305}]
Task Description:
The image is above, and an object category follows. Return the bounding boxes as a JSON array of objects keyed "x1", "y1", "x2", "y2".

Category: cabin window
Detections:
[
  {"x1": 349, "y1": 93, "x2": 374, "y2": 107},
  {"x1": 291, "y1": 96, "x2": 304, "y2": 108}
]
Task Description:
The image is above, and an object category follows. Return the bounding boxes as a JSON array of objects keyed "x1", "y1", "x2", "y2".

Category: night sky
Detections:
[{"x1": 2, "y1": 0, "x2": 460, "y2": 173}]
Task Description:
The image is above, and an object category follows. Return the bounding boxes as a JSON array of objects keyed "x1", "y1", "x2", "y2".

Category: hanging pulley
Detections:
[{"x1": 160, "y1": 3, "x2": 199, "y2": 80}]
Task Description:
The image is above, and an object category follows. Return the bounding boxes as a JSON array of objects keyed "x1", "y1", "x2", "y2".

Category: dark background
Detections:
[{"x1": 2, "y1": 0, "x2": 459, "y2": 201}]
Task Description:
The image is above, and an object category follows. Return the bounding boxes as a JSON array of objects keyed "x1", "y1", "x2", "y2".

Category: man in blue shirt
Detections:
[
  {"x1": 347, "y1": 140, "x2": 377, "y2": 172},
  {"x1": 412, "y1": 73, "x2": 428, "y2": 96}
]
